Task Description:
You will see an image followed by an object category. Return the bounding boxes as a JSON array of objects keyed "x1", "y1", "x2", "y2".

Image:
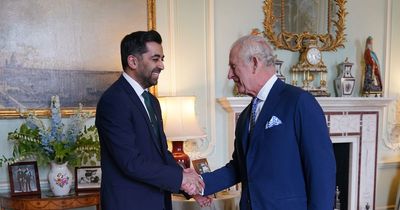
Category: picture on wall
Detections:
[
  {"x1": 0, "y1": 0, "x2": 151, "y2": 115},
  {"x1": 8, "y1": 161, "x2": 41, "y2": 196}
]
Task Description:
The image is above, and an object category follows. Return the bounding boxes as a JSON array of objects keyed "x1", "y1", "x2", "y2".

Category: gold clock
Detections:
[
  {"x1": 291, "y1": 39, "x2": 330, "y2": 97},
  {"x1": 306, "y1": 47, "x2": 322, "y2": 65}
]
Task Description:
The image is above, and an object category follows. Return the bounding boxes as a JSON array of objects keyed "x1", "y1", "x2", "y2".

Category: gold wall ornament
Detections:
[
  {"x1": 0, "y1": 107, "x2": 96, "y2": 119},
  {"x1": 263, "y1": 0, "x2": 347, "y2": 52},
  {"x1": 263, "y1": 0, "x2": 347, "y2": 97},
  {"x1": 147, "y1": 0, "x2": 158, "y2": 96}
]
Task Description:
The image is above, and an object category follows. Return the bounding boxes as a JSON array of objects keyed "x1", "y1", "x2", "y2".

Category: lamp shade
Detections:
[{"x1": 159, "y1": 96, "x2": 206, "y2": 141}]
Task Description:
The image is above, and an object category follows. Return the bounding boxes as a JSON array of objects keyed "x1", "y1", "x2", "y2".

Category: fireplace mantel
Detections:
[
  {"x1": 217, "y1": 97, "x2": 394, "y2": 210},
  {"x1": 218, "y1": 97, "x2": 393, "y2": 112}
]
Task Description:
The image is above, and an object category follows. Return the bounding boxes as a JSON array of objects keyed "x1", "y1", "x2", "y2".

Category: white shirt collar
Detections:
[
  {"x1": 122, "y1": 72, "x2": 152, "y2": 116},
  {"x1": 257, "y1": 74, "x2": 278, "y2": 101},
  {"x1": 122, "y1": 72, "x2": 147, "y2": 97}
]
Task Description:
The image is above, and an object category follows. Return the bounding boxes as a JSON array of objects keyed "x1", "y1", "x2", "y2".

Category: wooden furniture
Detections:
[
  {"x1": 172, "y1": 191, "x2": 240, "y2": 210},
  {"x1": 0, "y1": 191, "x2": 100, "y2": 210}
]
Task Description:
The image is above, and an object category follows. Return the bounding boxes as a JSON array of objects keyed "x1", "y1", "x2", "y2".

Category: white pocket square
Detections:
[{"x1": 265, "y1": 116, "x2": 282, "y2": 129}]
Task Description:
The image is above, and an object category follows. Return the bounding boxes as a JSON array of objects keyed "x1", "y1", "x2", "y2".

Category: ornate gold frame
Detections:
[
  {"x1": 0, "y1": 0, "x2": 156, "y2": 118},
  {"x1": 147, "y1": 0, "x2": 158, "y2": 96},
  {"x1": 263, "y1": 0, "x2": 347, "y2": 52}
]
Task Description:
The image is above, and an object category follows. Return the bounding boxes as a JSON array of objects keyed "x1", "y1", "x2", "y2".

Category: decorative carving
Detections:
[
  {"x1": 263, "y1": 0, "x2": 347, "y2": 52},
  {"x1": 383, "y1": 99, "x2": 400, "y2": 150},
  {"x1": 184, "y1": 137, "x2": 213, "y2": 160}
]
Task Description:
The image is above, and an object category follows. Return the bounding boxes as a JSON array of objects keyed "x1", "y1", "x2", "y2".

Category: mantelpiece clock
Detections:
[
  {"x1": 306, "y1": 47, "x2": 322, "y2": 65},
  {"x1": 291, "y1": 39, "x2": 329, "y2": 97}
]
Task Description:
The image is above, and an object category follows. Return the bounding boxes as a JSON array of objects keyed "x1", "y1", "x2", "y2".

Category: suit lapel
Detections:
[
  {"x1": 249, "y1": 79, "x2": 286, "y2": 146},
  {"x1": 148, "y1": 94, "x2": 169, "y2": 153},
  {"x1": 235, "y1": 104, "x2": 251, "y2": 157},
  {"x1": 118, "y1": 76, "x2": 164, "y2": 156}
]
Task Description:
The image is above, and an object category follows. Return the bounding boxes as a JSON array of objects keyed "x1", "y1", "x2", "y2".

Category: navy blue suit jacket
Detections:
[
  {"x1": 202, "y1": 79, "x2": 336, "y2": 210},
  {"x1": 95, "y1": 76, "x2": 182, "y2": 210}
]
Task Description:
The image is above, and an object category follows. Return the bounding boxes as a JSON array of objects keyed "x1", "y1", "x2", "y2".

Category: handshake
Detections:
[{"x1": 180, "y1": 168, "x2": 212, "y2": 207}]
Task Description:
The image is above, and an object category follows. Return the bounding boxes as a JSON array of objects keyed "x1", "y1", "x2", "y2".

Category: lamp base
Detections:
[{"x1": 172, "y1": 141, "x2": 190, "y2": 168}]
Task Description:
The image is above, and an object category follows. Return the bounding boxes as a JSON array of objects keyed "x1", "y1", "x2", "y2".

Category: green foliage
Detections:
[
  {"x1": 1, "y1": 96, "x2": 100, "y2": 167},
  {"x1": 1, "y1": 124, "x2": 100, "y2": 167}
]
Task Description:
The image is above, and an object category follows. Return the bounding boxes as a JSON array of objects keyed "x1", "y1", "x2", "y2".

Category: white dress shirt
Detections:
[
  {"x1": 253, "y1": 74, "x2": 278, "y2": 122},
  {"x1": 122, "y1": 72, "x2": 151, "y2": 118}
]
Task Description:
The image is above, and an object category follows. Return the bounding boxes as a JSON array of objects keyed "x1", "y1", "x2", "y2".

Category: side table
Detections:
[
  {"x1": 0, "y1": 191, "x2": 100, "y2": 210},
  {"x1": 172, "y1": 191, "x2": 240, "y2": 210}
]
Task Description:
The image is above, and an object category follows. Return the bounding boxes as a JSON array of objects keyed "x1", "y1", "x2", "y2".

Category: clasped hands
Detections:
[{"x1": 181, "y1": 168, "x2": 212, "y2": 207}]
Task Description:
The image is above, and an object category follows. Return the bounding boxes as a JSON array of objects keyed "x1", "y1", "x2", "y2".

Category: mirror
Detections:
[{"x1": 264, "y1": 0, "x2": 347, "y2": 52}]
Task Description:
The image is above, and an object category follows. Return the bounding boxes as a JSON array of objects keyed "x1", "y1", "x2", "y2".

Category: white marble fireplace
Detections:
[{"x1": 218, "y1": 97, "x2": 393, "y2": 210}]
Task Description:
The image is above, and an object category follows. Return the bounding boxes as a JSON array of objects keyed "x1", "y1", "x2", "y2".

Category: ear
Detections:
[
  {"x1": 251, "y1": 56, "x2": 258, "y2": 74},
  {"x1": 127, "y1": 55, "x2": 139, "y2": 69}
]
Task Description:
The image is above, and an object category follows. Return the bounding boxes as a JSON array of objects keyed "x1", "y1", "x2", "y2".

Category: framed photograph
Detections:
[
  {"x1": 0, "y1": 0, "x2": 156, "y2": 118},
  {"x1": 192, "y1": 158, "x2": 211, "y2": 175},
  {"x1": 75, "y1": 166, "x2": 102, "y2": 192},
  {"x1": 8, "y1": 161, "x2": 41, "y2": 196}
]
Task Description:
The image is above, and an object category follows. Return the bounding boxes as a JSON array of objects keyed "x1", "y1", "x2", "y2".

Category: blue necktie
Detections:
[
  {"x1": 250, "y1": 97, "x2": 260, "y2": 133},
  {"x1": 142, "y1": 91, "x2": 159, "y2": 139}
]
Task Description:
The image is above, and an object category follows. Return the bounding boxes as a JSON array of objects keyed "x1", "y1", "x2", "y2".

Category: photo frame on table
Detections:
[
  {"x1": 8, "y1": 161, "x2": 41, "y2": 196},
  {"x1": 192, "y1": 158, "x2": 211, "y2": 175},
  {"x1": 75, "y1": 166, "x2": 102, "y2": 192}
]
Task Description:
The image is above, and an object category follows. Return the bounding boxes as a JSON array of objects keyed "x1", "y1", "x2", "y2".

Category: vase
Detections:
[
  {"x1": 171, "y1": 141, "x2": 190, "y2": 168},
  {"x1": 335, "y1": 58, "x2": 355, "y2": 97},
  {"x1": 48, "y1": 161, "x2": 72, "y2": 196},
  {"x1": 274, "y1": 58, "x2": 286, "y2": 82}
]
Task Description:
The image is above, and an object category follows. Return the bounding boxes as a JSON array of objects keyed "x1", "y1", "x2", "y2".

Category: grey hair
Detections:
[{"x1": 231, "y1": 35, "x2": 275, "y2": 67}]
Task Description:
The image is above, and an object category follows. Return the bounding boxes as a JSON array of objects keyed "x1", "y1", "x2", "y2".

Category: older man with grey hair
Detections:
[{"x1": 200, "y1": 35, "x2": 336, "y2": 210}]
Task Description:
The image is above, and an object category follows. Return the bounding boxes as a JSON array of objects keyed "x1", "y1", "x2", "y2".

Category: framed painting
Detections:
[
  {"x1": 75, "y1": 166, "x2": 102, "y2": 192},
  {"x1": 8, "y1": 161, "x2": 41, "y2": 196},
  {"x1": 0, "y1": 0, "x2": 156, "y2": 118}
]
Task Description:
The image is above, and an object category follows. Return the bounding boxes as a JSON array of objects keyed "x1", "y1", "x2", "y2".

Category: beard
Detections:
[{"x1": 140, "y1": 67, "x2": 161, "y2": 88}]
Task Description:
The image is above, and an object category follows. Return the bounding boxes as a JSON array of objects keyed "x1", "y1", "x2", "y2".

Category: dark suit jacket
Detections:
[
  {"x1": 202, "y1": 79, "x2": 336, "y2": 210},
  {"x1": 95, "y1": 76, "x2": 183, "y2": 210}
]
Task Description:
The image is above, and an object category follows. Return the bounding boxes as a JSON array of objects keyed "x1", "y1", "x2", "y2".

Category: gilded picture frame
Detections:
[{"x1": 0, "y1": 0, "x2": 156, "y2": 118}]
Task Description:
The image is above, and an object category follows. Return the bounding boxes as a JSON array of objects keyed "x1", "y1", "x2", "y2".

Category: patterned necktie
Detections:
[
  {"x1": 142, "y1": 91, "x2": 159, "y2": 139},
  {"x1": 250, "y1": 97, "x2": 260, "y2": 132}
]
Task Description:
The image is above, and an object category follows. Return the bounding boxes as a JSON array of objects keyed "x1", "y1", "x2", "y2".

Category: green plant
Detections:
[{"x1": 0, "y1": 96, "x2": 100, "y2": 167}]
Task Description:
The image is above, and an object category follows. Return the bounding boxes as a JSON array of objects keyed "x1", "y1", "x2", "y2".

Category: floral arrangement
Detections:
[{"x1": 0, "y1": 96, "x2": 100, "y2": 167}]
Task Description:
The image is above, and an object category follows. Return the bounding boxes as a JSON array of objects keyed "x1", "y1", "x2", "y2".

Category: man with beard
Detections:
[
  {"x1": 200, "y1": 35, "x2": 336, "y2": 210},
  {"x1": 96, "y1": 30, "x2": 207, "y2": 210}
]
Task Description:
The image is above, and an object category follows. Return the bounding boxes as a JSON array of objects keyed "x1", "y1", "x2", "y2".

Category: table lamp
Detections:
[{"x1": 159, "y1": 96, "x2": 206, "y2": 168}]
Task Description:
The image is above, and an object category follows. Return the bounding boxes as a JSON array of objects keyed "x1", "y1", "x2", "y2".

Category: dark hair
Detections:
[{"x1": 120, "y1": 30, "x2": 162, "y2": 71}]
